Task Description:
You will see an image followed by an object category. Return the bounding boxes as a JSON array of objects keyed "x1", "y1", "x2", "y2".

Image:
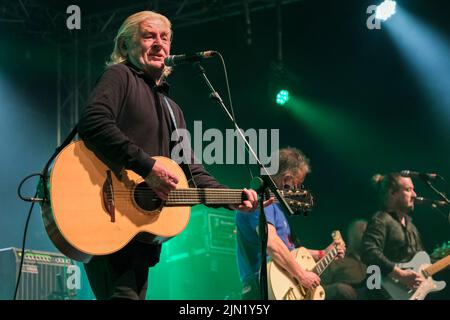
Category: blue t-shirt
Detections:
[{"x1": 235, "y1": 204, "x2": 295, "y2": 283}]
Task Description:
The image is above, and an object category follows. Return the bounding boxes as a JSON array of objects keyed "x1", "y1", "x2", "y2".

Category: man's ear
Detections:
[
  {"x1": 119, "y1": 40, "x2": 128, "y2": 56},
  {"x1": 389, "y1": 188, "x2": 396, "y2": 197}
]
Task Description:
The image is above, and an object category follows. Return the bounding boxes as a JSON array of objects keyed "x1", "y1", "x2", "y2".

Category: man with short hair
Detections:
[{"x1": 361, "y1": 173, "x2": 425, "y2": 299}]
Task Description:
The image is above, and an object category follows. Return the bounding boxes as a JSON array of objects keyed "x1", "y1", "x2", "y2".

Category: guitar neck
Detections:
[
  {"x1": 424, "y1": 255, "x2": 450, "y2": 277},
  {"x1": 313, "y1": 247, "x2": 339, "y2": 276},
  {"x1": 165, "y1": 188, "x2": 245, "y2": 206}
]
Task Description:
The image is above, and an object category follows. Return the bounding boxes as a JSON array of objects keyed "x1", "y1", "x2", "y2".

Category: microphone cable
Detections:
[
  {"x1": 215, "y1": 51, "x2": 255, "y2": 181},
  {"x1": 15, "y1": 173, "x2": 45, "y2": 300}
]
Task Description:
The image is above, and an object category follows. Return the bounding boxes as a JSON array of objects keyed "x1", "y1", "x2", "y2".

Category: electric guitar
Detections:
[
  {"x1": 39, "y1": 140, "x2": 313, "y2": 262},
  {"x1": 382, "y1": 244, "x2": 450, "y2": 300},
  {"x1": 267, "y1": 230, "x2": 344, "y2": 300}
]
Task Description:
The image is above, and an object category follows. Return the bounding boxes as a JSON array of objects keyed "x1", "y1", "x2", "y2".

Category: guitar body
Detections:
[
  {"x1": 41, "y1": 141, "x2": 190, "y2": 262},
  {"x1": 382, "y1": 251, "x2": 447, "y2": 300},
  {"x1": 267, "y1": 247, "x2": 326, "y2": 300}
]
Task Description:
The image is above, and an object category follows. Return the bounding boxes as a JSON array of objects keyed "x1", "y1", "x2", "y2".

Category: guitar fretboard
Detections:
[
  {"x1": 313, "y1": 247, "x2": 339, "y2": 276},
  {"x1": 166, "y1": 188, "x2": 245, "y2": 206},
  {"x1": 424, "y1": 255, "x2": 450, "y2": 277}
]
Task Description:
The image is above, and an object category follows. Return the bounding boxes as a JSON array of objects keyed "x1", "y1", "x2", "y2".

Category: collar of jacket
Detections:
[
  {"x1": 386, "y1": 210, "x2": 413, "y2": 224},
  {"x1": 124, "y1": 61, "x2": 170, "y2": 94}
]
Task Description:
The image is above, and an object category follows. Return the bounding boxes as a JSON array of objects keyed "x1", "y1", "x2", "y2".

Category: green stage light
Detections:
[{"x1": 276, "y1": 89, "x2": 290, "y2": 105}]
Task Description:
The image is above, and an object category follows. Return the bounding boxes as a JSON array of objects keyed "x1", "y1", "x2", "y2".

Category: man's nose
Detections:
[{"x1": 152, "y1": 36, "x2": 163, "y2": 48}]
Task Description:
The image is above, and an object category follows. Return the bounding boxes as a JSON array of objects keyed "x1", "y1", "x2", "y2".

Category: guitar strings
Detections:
[
  {"x1": 97, "y1": 187, "x2": 311, "y2": 207},
  {"x1": 109, "y1": 189, "x2": 309, "y2": 200},
  {"x1": 72, "y1": 186, "x2": 311, "y2": 206}
]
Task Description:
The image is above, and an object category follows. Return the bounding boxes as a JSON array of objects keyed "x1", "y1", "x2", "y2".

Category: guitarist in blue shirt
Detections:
[{"x1": 235, "y1": 148, "x2": 346, "y2": 299}]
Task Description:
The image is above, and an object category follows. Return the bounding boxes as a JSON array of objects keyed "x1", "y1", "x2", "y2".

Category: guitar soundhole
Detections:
[{"x1": 133, "y1": 182, "x2": 162, "y2": 212}]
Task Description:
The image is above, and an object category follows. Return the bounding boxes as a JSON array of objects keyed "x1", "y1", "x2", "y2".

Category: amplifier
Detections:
[
  {"x1": 207, "y1": 212, "x2": 237, "y2": 254},
  {"x1": 0, "y1": 247, "x2": 77, "y2": 300},
  {"x1": 163, "y1": 206, "x2": 237, "y2": 263}
]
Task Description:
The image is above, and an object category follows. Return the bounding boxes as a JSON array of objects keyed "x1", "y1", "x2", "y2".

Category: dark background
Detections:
[{"x1": 0, "y1": 0, "x2": 449, "y2": 299}]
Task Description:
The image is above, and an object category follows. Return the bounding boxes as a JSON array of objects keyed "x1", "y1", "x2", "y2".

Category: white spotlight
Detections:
[{"x1": 376, "y1": 0, "x2": 397, "y2": 21}]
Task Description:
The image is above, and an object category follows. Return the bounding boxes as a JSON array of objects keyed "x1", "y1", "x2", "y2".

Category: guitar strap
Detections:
[
  {"x1": 162, "y1": 95, "x2": 178, "y2": 129},
  {"x1": 41, "y1": 125, "x2": 79, "y2": 202},
  {"x1": 162, "y1": 95, "x2": 198, "y2": 188}
]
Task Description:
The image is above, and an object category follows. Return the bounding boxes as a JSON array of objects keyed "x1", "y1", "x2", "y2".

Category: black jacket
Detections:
[
  {"x1": 361, "y1": 210, "x2": 424, "y2": 275},
  {"x1": 78, "y1": 62, "x2": 225, "y2": 189}
]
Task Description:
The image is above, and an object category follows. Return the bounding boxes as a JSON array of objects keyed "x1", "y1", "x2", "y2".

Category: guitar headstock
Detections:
[
  {"x1": 332, "y1": 230, "x2": 346, "y2": 248},
  {"x1": 280, "y1": 189, "x2": 314, "y2": 215},
  {"x1": 431, "y1": 241, "x2": 450, "y2": 260}
]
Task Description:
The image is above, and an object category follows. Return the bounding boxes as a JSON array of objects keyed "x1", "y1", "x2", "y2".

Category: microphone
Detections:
[
  {"x1": 415, "y1": 197, "x2": 449, "y2": 207},
  {"x1": 400, "y1": 170, "x2": 440, "y2": 180},
  {"x1": 164, "y1": 50, "x2": 217, "y2": 66}
]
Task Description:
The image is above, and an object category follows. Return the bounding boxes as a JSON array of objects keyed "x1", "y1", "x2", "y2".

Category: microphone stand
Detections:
[
  {"x1": 423, "y1": 178, "x2": 450, "y2": 225},
  {"x1": 193, "y1": 62, "x2": 298, "y2": 300}
]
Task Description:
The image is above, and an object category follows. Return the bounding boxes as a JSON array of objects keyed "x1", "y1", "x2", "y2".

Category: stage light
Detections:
[
  {"x1": 383, "y1": 8, "x2": 450, "y2": 125},
  {"x1": 376, "y1": 0, "x2": 396, "y2": 21},
  {"x1": 268, "y1": 61, "x2": 295, "y2": 106},
  {"x1": 276, "y1": 89, "x2": 290, "y2": 106}
]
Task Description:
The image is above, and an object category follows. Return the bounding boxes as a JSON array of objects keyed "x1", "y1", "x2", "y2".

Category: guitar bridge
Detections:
[{"x1": 102, "y1": 170, "x2": 116, "y2": 222}]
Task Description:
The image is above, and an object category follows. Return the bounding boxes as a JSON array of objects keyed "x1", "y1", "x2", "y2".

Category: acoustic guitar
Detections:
[{"x1": 39, "y1": 140, "x2": 312, "y2": 262}]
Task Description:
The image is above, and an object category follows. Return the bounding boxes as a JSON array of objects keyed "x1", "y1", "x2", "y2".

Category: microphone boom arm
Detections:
[
  {"x1": 423, "y1": 179, "x2": 450, "y2": 226},
  {"x1": 424, "y1": 179, "x2": 450, "y2": 205},
  {"x1": 192, "y1": 61, "x2": 296, "y2": 216}
]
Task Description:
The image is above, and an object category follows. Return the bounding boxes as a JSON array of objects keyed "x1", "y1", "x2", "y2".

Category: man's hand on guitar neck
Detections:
[
  {"x1": 324, "y1": 240, "x2": 346, "y2": 260},
  {"x1": 145, "y1": 161, "x2": 268, "y2": 210},
  {"x1": 229, "y1": 189, "x2": 274, "y2": 212},
  {"x1": 145, "y1": 159, "x2": 179, "y2": 200}
]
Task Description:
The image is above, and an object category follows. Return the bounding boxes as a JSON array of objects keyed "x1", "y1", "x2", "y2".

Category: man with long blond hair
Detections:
[{"x1": 77, "y1": 11, "x2": 260, "y2": 300}]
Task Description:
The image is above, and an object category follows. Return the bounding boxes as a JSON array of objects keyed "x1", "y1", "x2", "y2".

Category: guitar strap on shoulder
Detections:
[
  {"x1": 162, "y1": 95, "x2": 178, "y2": 129},
  {"x1": 162, "y1": 95, "x2": 198, "y2": 188},
  {"x1": 41, "y1": 125, "x2": 79, "y2": 202}
]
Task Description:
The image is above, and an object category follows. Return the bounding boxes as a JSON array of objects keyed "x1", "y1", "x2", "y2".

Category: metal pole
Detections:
[
  {"x1": 277, "y1": 0, "x2": 283, "y2": 63},
  {"x1": 74, "y1": 34, "x2": 79, "y2": 126},
  {"x1": 56, "y1": 44, "x2": 61, "y2": 146}
]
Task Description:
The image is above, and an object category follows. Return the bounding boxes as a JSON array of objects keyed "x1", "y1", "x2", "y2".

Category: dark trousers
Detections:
[{"x1": 84, "y1": 241, "x2": 161, "y2": 300}]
